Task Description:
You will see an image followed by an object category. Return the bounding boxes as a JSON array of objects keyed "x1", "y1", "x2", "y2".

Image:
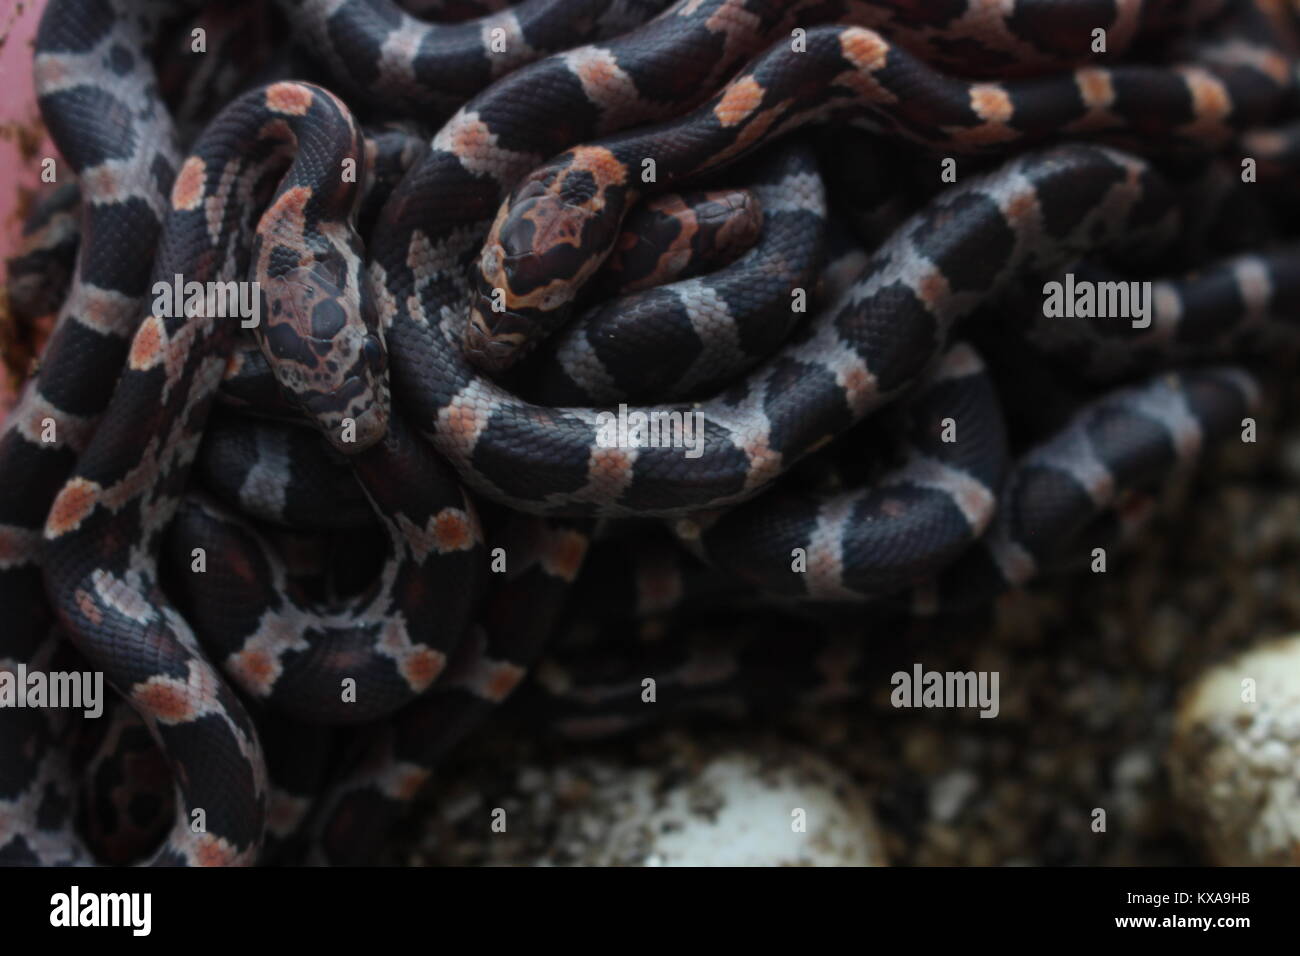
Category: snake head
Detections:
[
  {"x1": 259, "y1": 247, "x2": 390, "y2": 453},
  {"x1": 464, "y1": 266, "x2": 549, "y2": 374},
  {"x1": 466, "y1": 148, "x2": 632, "y2": 373}
]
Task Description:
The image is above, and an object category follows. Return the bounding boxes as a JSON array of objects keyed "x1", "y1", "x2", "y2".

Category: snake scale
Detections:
[{"x1": 0, "y1": 0, "x2": 1297, "y2": 865}]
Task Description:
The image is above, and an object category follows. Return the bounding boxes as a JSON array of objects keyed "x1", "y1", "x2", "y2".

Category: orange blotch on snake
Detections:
[
  {"x1": 589, "y1": 445, "x2": 634, "y2": 487},
  {"x1": 171, "y1": 157, "x2": 206, "y2": 211},
  {"x1": 1076, "y1": 68, "x2": 1115, "y2": 108},
  {"x1": 74, "y1": 589, "x2": 104, "y2": 626},
  {"x1": 442, "y1": 402, "x2": 487, "y2": 448},
  {"x1": 954, "y1": 483, "x2": 995, "y2": 524},
  {"x1": 46, "y1": 477, "x2": 102, "y2": 537},
  {"x1": 970, "y1": 84, "x2": 1015, "y2": 123},
  {"x1": 128, "y1": 314, "x2": 166, "y2": 371},
  {"x1": 433, "y1": 508, "x2": 476, "y2": 552},
  {"x1": 441, "y1": 114, "x2": 496, "y2": 160},
  {"x1": 839, "y1": 364, "x2": 877, "y2": 411},
  {"x1": 134, "y1": 680, "x2": 197, "y2": 723},
  {"x1": 0, "y1": 526, "x2": 36, "y2": 569},
  {"x1": 572, "y1": 49, "x2": 623, "y2": 91},
  {"x1": 714, "y1": 75, "x2": 765, "y2": 127},
  {"x1": 1185, "y1": 69, "x2": 1231, "y2": 121},
  {"x1": 839, "y1": 28, "x2": 890, "y2": 72},
  {"x1": 266, "y1": 82, "x2": 314, "y2": 116},
  {"x1": 917, "y1": 270, "x2": 951, "y2": 309},
  {"x1": 1244, "y1": 129, "x2": 1286, "y2": 154},
  {"x1": 568, "y1": 145, "x2": 628, "y2": 188},
  {"x1": 1252, "y1": 50, "x2": 1292, "y2": 85},
  {"x1": 401, "y1": 648, "x2": 446, "y2": 691},
  {"x1": 541, "y1": 529, "x2": 590, "y2": 582},
  {"x1": 192, "y1": 835, "x2": 240, "y2": 867},
  {"x1": 1004, "y1": 188, "x2": 1040, "y2": 227},
  {"x1": 230, "y1": 649, "x2": 277, "y2": 692},
  {"x1": 261, "y1": 186, "x2": 312, "y2": 237},
  {"x1": 224, "y1": 348, "x2": 248, "y2": 378},
  {"x1": 482, "y1": 661, "x2": 526, "y2": 701}
]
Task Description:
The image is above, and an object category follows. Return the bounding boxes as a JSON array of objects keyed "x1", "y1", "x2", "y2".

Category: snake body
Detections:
[
  {"x1": 39, "y1": 78, "x2": 386, "y2": 864},
  {"x1": 0, "y1": 0, "x2": 1296, "y2": 865},
  {"x1": 527, "y1": 141, "x2": 829, "y2": 404}
]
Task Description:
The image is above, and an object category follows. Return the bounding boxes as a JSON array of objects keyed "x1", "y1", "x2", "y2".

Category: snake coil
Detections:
[{"x1": 0, "y1": 0, "x2": 1295, "y2": 865}]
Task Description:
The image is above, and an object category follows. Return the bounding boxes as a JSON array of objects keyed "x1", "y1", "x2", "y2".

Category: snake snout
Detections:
[
  {"x1": 464, "y1": 302, "x2": 533, "y2": 373},
  {"x1": 304, "y1": 388, "x2": 388, "y2": 452},
  {"x1": 342, "y1": 401, "x2": 388, "y2": 452}
]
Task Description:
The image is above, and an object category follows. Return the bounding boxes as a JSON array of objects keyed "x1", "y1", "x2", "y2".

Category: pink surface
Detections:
[
  {"x1": 1, "y1": 0, "x2": 52, "y2": 418},
  {"x1": 1, "y1": 0, "x2": 52, "y2": 263}
]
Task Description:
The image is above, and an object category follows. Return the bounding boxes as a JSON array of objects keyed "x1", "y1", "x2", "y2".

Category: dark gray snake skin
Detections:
[{"x1": 0, "y1": 0, "x2": 1296, "y2": 866}]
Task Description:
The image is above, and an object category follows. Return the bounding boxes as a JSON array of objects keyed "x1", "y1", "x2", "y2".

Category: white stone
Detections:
[
  {"x1": 1168, "y1": 632, "x2": 1300, "y2": 865},
  {"x1": 530, "y1": 743, "x2": 888, "y2": 866}
]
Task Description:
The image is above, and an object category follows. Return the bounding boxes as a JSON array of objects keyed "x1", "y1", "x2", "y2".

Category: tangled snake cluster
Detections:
[{"x1": 1, "y1": 0, "x2": 1298, "y2": 866}]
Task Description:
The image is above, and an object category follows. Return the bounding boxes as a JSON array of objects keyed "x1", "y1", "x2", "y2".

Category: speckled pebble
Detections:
[
  {"x1": 414, "y1": 735, "x2": 887, "y2": 866},
  {"x1": 591, "y1": 748, "x2": 886, "y2": 866},
  {"x1": 1169, "y1": 633, "x2": 1300, "y2": 866}
]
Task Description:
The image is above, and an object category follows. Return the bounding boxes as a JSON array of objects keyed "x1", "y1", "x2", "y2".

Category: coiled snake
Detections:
[{"x1": 0, "y1": 0, "x2": 1296, "y2": 865}]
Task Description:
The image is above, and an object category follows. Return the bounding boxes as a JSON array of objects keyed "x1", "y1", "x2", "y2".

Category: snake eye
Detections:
[{"x1": 362, "y1": 335, "x2": 386, "y2": 372}]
